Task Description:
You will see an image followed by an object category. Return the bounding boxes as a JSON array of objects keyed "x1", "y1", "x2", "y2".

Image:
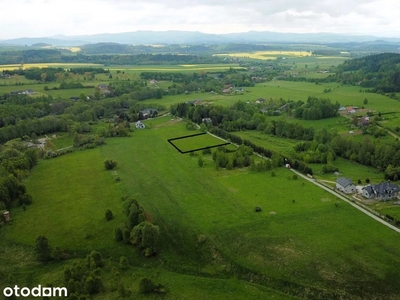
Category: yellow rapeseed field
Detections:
[{"x1": 214, "y1": 51, "x2": 312, "y2": 60}]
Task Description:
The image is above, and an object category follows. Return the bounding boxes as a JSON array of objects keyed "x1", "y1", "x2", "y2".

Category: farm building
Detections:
[
  {"x1": 362, "y1": 182, "x2": 400, "y2": 201},
  {"x1": 336, "y1": 177, "x2": 356, "y2": 194}
]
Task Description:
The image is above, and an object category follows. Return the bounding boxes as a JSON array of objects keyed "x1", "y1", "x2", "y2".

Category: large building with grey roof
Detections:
[{"x1": 362, "y1": 182, "x2": 400, "y2": 201}]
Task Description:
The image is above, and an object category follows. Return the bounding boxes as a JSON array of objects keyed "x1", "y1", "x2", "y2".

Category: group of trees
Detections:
[
  {"x1": 294, "y1": 97, "x2": 340, "y2": 120},
  {"x1": 0, "y1": 139, "x2": 37, "y2": 211},
  {"x1": 0, "y1": 49, "x2": 229, "y2": 65},
  {"x1": 211, "y1": 145, "x2": 253, "y2": 169},
  {"x1": 114, "y1": 198, "x2": 160, "y2": 257},
  {"x1": 63, "y1": 250, "x2": 104, "y2": 298},
  {"x1": 336, "y1": 53, "x2": 400, "y2": 93}
]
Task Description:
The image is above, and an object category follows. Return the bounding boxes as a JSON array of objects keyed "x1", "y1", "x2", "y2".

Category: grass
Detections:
[
  {"x1": 5, "y1": 118, "x2": 400, "y2": 298},
  {"x1": 169, "y1": 132, "x2": 228, "y2": 153},
  {"x1": 8, "y1": 148, "x2": 123, "y2": 252}
]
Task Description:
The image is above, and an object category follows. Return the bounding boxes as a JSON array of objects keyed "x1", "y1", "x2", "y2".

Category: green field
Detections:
[
  {"x1": 4, "y1": 118, "x2": 400, "y2": 299},
  {"x1": 169, "y1": 132, "x2": 228, "y2": 152}
]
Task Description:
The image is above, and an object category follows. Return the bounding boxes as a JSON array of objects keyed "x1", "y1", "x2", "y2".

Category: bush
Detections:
[
  {"x1": 114, "y1": 227, "x2": 123, "y2": 242},
  {"x1": 119, "y1": 256, "x2": 129, "y2": 269},
  {"x1": 139, "y1": 278, "x2": 155, "y2": 294},
  {"x1": 105, "y1": 209, "x2": 113, "y2": 221},
  {"x1": 104, "y1": 159, "x2": 117, "y2": 170}
]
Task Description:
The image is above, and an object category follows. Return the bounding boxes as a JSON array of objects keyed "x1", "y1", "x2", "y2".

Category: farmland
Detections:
[
  {"x1": 214, "y1": 51, "x2": 313, "y2": 60},
  {"x1": 4, "y1": 118, "x2": 400, "y2": 299},
  {"x1": 1, "y1": 50, "x2": 400, "y2": 299}
]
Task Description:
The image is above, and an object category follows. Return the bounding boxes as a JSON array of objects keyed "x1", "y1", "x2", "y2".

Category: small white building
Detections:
[
  {"x1": 135, "y1": 121, "x2": 145, "y2": 129},
  {"x1": 336, "y1": 177, "x2": 356, "y2": 194}
]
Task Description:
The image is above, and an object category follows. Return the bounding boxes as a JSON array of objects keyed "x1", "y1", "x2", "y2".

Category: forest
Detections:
[
  {"x1": 336, "y1": 52, "x2": 400, "y2": 93},
  {"x1": 0, "y1": 49, "x2": 229, "y2": 65}
]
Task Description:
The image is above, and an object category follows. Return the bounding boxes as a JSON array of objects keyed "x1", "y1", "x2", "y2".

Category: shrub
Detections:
[
  {"x1": 139, "y1": 278, "x2": 154, "y2": 294},
  {"x1": 104, "y1": 159, "x2": 117, "y2": 170},
  {"x1": 114, "y1": 227, "x2": 123, "y2": 242},
  {"x1": 119, "y1": 256, "x2": 129, "y2": 269},
  {"x1": 105, "y1": 209, "x2": 113, "y2": 221}
]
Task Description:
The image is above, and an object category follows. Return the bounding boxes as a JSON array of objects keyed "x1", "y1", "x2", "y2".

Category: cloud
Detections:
[{"x1": 0, "y1": 0, "x2": 399, "y2": 39}]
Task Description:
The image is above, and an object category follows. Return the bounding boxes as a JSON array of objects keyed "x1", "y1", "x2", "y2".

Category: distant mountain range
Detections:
[{"x1": 1, "y1": 31, "x2": 400, "y2": 46}]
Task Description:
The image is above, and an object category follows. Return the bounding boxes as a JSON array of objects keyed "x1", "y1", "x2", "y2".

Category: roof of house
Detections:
[
  {"x1": 363, "y1": 182, "x2": 400, "y2": 195},
  {"x1": 336, "y1": 177, "x2": 354, "y2": 188}
]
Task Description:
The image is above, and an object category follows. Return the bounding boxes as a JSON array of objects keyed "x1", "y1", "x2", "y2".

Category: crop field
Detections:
[
  {"x1": 4, "y1": 117, "x2": 400, "y2": 298},
  {"x1": 214, "y1": 51, "x2": 312, "y2": 60},
  {"x1": 107, "y1": 63, "x2": 242, "y2": 74},
  {"x1": 0, "y1": 63, "x2": 103, "y2": 71}
]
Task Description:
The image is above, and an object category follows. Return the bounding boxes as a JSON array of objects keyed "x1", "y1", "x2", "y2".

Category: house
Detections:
[
  {"x1": 336, "y1": 177, "x2": 357, "y2": 194},
  {"x1": 360, "y1": 116, "x2": 370, "y2": 127},
  {"x1": 187, "y1": 99, "x2": 202, "y2": 106},
  {"x1": 255, "y1": 98, "x2": 265, "y2": 104},
  {"x1": 202, "y1": 118, "x2": 212, "y2": 124},
  {"x1": 135, "y1": 121, "x2": 145, "y2": 129},
  {"x1": 140, "y1": 108, "x2": 158, "y2": 119},
  {"x1": 338, "y1": 106, "x2": 346, "y2": 111},
  {"x1": 346, "y1": 106, "x2": 356, "y2": 114},
  {"x1": 149, "y1": 79, "x2": 157, "y2": 84},
  {"x1": 362, "y1": 182, "x2": 400, "y2": 201},
  {"x1": 97, "y1": 84, "x2": 108, "y2": 90},
  {"x1": 222, "y1": 88, "x2": 231, "y2": 93}
]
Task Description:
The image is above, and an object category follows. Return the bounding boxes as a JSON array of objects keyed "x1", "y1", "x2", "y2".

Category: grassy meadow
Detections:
[
  {"x1": 169, "y1": 132, "x2": 228, "y2": 152},
  {"x1": 4, "y1": 118, "x2": 400, "y2": 298}
]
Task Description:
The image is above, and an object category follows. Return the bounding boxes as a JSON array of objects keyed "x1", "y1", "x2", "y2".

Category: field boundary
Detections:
[{"x1": 168, "y1": 132, "x2": 230, "y2": 154}]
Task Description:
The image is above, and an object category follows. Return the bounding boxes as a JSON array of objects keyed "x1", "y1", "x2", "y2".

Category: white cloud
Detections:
[{"x1": 0, "y1": 0, "x2": 399, "y2": 39}]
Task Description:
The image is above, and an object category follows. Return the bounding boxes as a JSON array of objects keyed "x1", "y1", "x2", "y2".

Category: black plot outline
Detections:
[{"x1": 168, "y1": 132, "x2": 230, "y2": 154}]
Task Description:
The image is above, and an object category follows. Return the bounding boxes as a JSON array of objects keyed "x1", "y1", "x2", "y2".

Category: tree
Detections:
[
  {"x1": 130, "y1": 221, "x2": 160, "y2": 256},
  {"x1": 366, "y1": 178, "x2": 370, "y2": 184},
  {"x1": 198, "y1": 157, "x2": 204, "y2": 167},
  {"x1": 363, "y1": 98, "x2": 368, "y2": 105},
  {"x1": 35, "y1": 235, "x2": 51, "y2": 261}
]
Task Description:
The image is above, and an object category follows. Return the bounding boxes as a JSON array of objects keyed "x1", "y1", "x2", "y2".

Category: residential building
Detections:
[
  {"x1": 362, "y1": 182, "x2": 400, "y2": 201},
  {"x1": 336, "y1": 177, "x2": 357, "y2": 194}
]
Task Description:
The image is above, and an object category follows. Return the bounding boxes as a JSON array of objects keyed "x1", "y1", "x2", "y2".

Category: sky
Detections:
[{"x1": 1, "y1": 0, "x2": 399, "y2": 39}]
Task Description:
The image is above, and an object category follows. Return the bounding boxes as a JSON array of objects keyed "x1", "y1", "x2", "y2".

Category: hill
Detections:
[
  {"x1": 337, "y1": 52, "x2": 400, "y2": 93},
  {"x1": 2, "y1": 30, "x2": 400, "y2": 46}
]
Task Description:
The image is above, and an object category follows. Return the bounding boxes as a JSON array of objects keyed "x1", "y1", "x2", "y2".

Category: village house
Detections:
[
  {"x1": 187, "y1": 99, "x2": 202, "y2": 106},
  {"x1": 362, "y1": 182, "x2": 400, "y2": 201},
  {"x1": 140, "y1": 108, "x2": 158, "y2": 119},
  {"x1": 360, "y1": 116, "x2": 370, "y2": 127},
  {"x1": 346, "y1": 106, "x2": 356, "y2": 114},
  {"x1": 201, "y1": 117, "x2": 212, "y2": 124},
  {"x1": 255, "y1": 98, "x2": 266, "y2": 104},
  {"x1": 336, "y1": 177, "x2": 357, "y2": 194}
]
